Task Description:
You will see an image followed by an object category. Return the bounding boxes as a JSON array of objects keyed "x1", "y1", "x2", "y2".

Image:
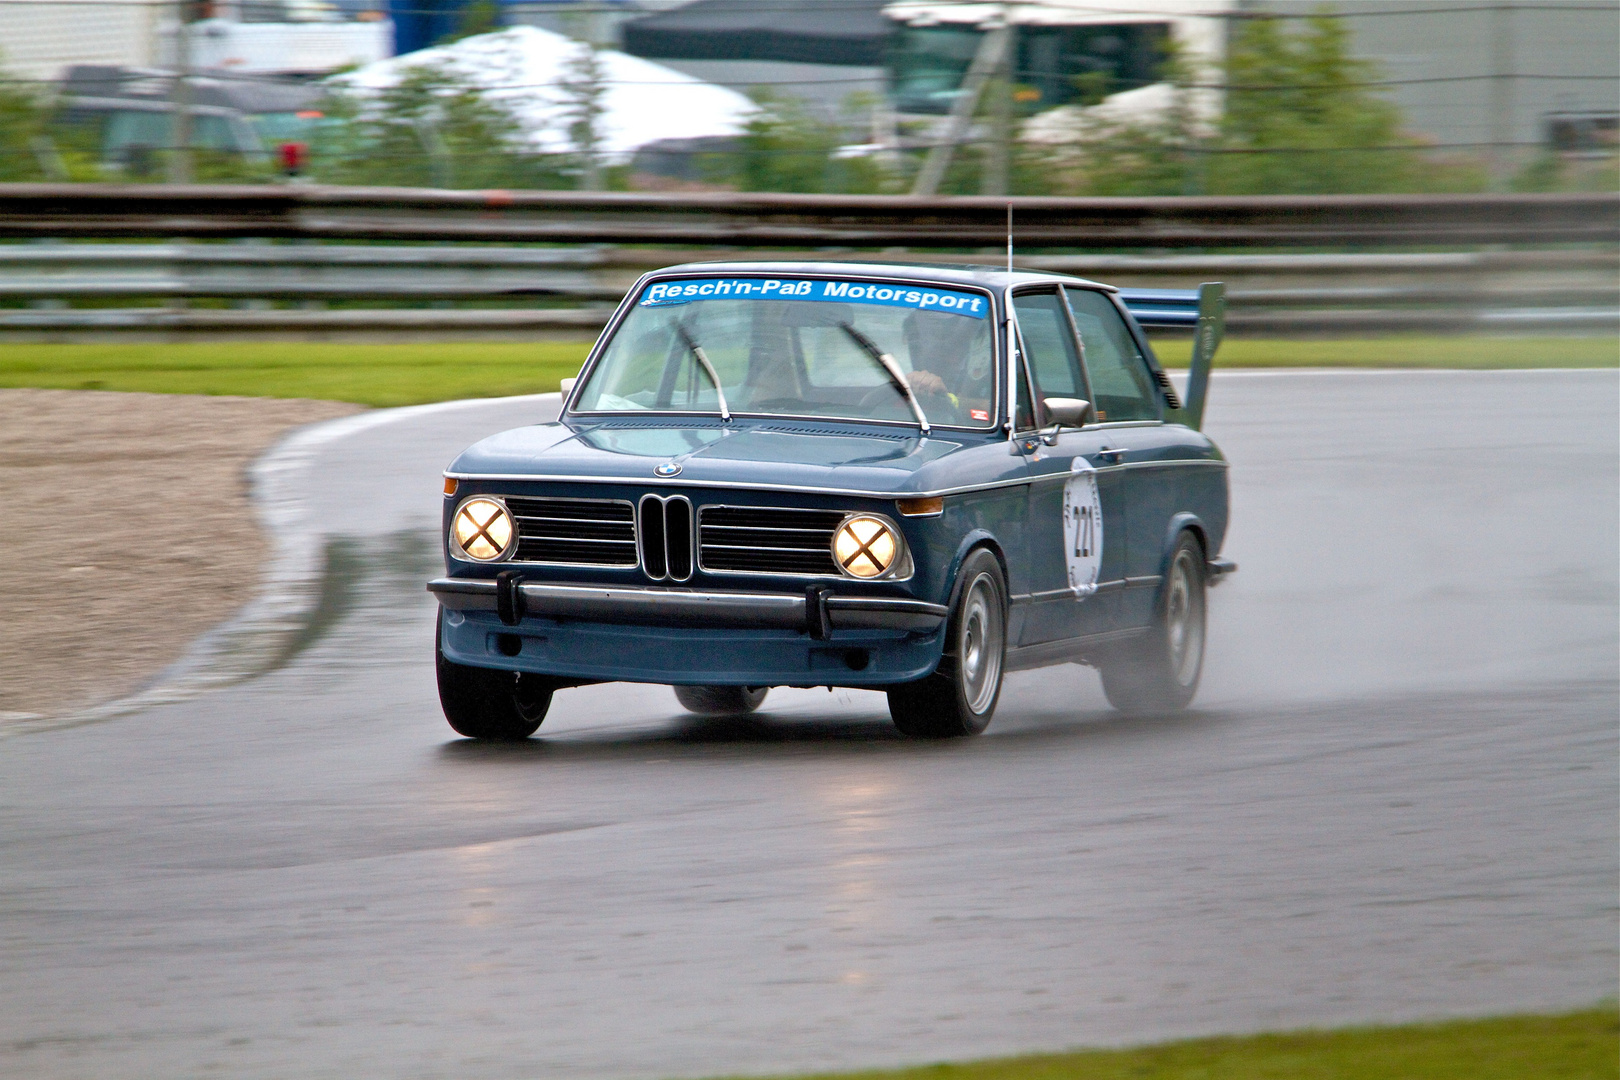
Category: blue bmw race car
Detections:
[{"x1": 428, "y1": 261, "x2": 1234, "y2": 739}]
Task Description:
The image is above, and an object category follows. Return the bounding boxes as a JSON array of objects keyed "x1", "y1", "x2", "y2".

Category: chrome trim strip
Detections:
[
  {"x1": 507, "y1": 534, "x2": 633, "y2": 546},
  {"x1": 1121, "y1": 459, "x2": 1224, "y2": 471},
  {"x1": 447, "y1": 460, "x2": 1226, "y2": 500},
  {"x1": 1125, "y1": 575, "x2": 1164, "y2": 589},
  {"x1": 427, "y1": 579, "x2": 946, "y2": 632},
  {"x1": 705, "y1": 543, "x2": 828, "y2": 555},
  {"x1": 704, "y1": 522, "x2": 835, "y2": 534},
  {"x1": 505, "y1": 555, "x2": 640, "y2": 569},
  {"x1": 1011, "y1": 580, "x2": 1127, "y2": 604}
]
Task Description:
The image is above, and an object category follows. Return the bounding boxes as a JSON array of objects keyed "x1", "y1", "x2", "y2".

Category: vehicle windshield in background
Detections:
[{"x1": 573, "y1": 277, "x2": 998, "y2": 429}]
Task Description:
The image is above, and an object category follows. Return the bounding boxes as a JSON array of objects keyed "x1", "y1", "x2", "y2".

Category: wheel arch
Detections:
[
  {"x1": 943, "y1": 529, "x2": 1010, "y2": 615},
  {"x1": 1160, "y1": 512, "x2": 1209, "y2": 575}
]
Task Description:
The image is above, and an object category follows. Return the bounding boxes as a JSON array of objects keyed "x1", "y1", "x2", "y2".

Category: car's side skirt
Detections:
[{"x1": 1004, "y1": 627, "x2": 1148, "y2": 672}]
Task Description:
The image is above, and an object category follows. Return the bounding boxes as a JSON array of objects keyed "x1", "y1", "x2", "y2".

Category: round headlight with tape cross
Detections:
[
  {"x1": 832, "y1": 514, "x2": 900, "y2": 579},
  {"x1": 451, "y1": 497, "x2": 515, "y2": 562}
]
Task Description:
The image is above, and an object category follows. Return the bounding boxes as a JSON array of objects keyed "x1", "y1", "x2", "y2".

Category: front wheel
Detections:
[
  {"x1": 437, "y1": 626, "x2": 551, "y2": 740},
  {"x1": 888, "y1": 547, "x2": 1007, "y2": 738},
  {"x1": 673, "y1": 685, "x2": 769, "y2": 715},
  {"x1": 1098, "y1": 532, "x2": 1206, "y2": 714}
]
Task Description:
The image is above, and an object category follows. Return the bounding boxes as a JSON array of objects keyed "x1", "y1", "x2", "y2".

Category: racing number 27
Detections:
[{"x1": 1071, "y1": 502, "x2": 1095, "y2": 559}]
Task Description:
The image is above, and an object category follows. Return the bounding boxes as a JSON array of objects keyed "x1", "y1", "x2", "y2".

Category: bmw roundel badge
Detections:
[{"x1": 654, "y1": 461, "x2": 682, "y2": 477}]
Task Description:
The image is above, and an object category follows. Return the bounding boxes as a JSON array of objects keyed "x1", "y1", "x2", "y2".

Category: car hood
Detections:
[{"x1": 448, "y1": 420, "x2": 979, "y2": 495}]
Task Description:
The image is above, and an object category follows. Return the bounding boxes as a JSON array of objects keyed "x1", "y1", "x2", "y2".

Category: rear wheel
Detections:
[
  {"x1": 888, "y1": 547, "x2": 1006, "y2": 738},
  {"x1": 673, "y1": 685, "x2": 769, "y2": 715},
  {"x1": 1098, "y1": 532, "x2": 1206, "y2": 714},
  {"x1": 436, "y1": 625, "x2": 551, "y2": 740}
]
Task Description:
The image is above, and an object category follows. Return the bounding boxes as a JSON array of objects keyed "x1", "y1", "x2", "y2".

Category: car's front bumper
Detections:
[
  {"x1": 429, "y1": 579, "x2": 950, "y2": 687},
  {"x1": 428, "y1": 578, "x2": 947, "y2": 634}
]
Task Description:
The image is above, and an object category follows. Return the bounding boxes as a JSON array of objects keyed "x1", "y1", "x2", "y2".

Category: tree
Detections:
[
  {"x1": 0, "y1": 59, "x2": 113, "y2": 182},
  {"x1": 557, "y1": 42, "x2": 608, "y2": 190},
  {"x1": 1030, "y1": 12, "x2": 1486, "y2": 196},
  {"x1": 1209, "y1": 13, "x2": 1416, "y2": 194},
  {"x1": 311, "y1": 63, "x2": 568, "y2": 190},
  {"x1": 707, "y1": 90, "x2": 892, "y2": 195},
  {"x1": 0, "y1": 61, "x2": 79, "y2": 182}
]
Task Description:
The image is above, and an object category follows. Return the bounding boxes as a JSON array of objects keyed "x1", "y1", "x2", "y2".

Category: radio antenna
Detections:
[{"x1": 1006, "y1": 203, "x2": 1013, "y2": 275}]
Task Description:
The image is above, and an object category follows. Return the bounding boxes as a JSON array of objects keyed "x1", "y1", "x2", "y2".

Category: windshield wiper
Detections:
[
  {"x1": 674, "y1": 322, "x2": 731, "y2": 422},
  {"x1": 838, "y1": 323, "x2": 930, "y2": 435}
]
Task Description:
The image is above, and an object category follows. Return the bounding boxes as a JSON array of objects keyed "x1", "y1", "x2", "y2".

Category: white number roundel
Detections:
[{"x1": 1062, "y1": 460, "x2": 1103, "y2": 598}]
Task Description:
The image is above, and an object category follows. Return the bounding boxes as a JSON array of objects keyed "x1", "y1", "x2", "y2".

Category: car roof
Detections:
[{"x1": 647, "y1": 260, "x2": 1115, "y2": 293}]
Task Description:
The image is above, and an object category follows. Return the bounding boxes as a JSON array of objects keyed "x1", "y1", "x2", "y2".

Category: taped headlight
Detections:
[
  {"x1": 832, "y1": 515, "x2": 900, "y2": 579},
  {"x1": 451, "y1": 497, "x2": 514, "y2": 561}
]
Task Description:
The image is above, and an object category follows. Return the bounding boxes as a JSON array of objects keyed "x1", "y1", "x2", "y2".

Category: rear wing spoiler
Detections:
[{"x1": 1118, "y1": 283, "x2": 1225, "y2": 431}]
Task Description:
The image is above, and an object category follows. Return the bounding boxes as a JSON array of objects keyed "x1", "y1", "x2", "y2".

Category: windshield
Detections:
[{"x1": 573, "y1": 276, "x2": 998, "y2": 429}]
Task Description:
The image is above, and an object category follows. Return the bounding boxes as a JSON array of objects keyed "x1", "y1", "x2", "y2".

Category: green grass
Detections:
[
  {"x1": 0, "y1": 341, "x2": 593, "y2": 407},
  {"x1": 0, "y1": 336, "x2": 1613, "y2": 407},
  {"x1": 1153, "y1": 335, "x2": 1618, "y2": 369},
  {"x1": 723, "y1": 1009, "x2": 1618, "y2": 1080}
]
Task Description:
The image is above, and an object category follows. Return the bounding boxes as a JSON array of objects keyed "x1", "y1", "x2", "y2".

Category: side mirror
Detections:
[
  {"x1": 559, "y1": 376, "x2": 577, "y2": 395},
  {"x1": 1042, "y1": 397, "x2": 1094, "y2": 429}
]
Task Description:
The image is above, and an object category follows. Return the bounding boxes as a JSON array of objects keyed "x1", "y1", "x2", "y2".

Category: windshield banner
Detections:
[{"x1": 638, "y1": 277, "x2": 989, "y2": 319}]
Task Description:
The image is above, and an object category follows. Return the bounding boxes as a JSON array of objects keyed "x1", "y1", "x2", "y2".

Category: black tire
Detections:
[
  {"x1": 1098, "y1": 532, "x2": 1207, "y2": 714},
  {"x1": 673, "y1": 685, "x2": 769, "y2": 715},
  {"x1": 436, "y1": 625, "x2": 551, "y2": 740},
  {"x1": 888, "y1": 547, "x2": 1007, "y2": 738}
]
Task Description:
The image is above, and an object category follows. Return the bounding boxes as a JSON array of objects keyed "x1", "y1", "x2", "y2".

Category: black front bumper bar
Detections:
[{"x1": 427, "y1": 578, "x2": 948, "y2": 635}]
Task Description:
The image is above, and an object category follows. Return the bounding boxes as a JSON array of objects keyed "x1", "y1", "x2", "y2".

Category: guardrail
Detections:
[
  {"x1": 3, "y1": 186, "x2": 1615, "y2": 339},
  {"x1": 2, "y1": 184, "x2": 1616, "y2": 247},
  {"x1": 4, "y1": 243, "x2": 1615, "y2": 339}
]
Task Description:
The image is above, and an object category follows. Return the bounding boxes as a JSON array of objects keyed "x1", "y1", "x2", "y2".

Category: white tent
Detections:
[{"x1": 334, "y1": 26, "x2": 758, "y2": 157}]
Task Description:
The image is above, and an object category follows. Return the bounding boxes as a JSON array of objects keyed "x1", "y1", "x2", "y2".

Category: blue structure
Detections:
[
  {"x1": 388, "y1": 0, "x2": 638, "y2": 56},
  {"x1": 428, "y1": 262, "x2": 1234, "y2": 739},
  {"x1": 387, "y1": 0, "x2": 470, "y2": 55}
]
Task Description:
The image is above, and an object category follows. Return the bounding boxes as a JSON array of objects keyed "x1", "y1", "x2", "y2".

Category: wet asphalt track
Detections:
[{"x1": 2, "y1": 370, "x2": 1616, "y2": 1079}]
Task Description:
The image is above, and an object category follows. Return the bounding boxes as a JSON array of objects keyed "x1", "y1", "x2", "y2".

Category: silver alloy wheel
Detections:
[
  {"x1": 958, "y1": 571, "x2": 1004, "y2": 714},
  {"x1": 1165, "y1": 547, "x2": 1205, "y2": 687}
]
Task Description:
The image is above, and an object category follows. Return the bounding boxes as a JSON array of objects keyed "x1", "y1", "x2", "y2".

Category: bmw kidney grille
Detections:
[{"x1": 639, "y1": 495, "x2": 694, "y2": 581}]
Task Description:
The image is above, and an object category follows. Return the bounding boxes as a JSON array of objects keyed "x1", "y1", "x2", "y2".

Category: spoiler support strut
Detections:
[
  {"x1": 1118, "y1": 282, "x2": 1225, "y2": 431},
  {"x1": 1183, "y1": 282, "x2": 1225, "y2": 431}
]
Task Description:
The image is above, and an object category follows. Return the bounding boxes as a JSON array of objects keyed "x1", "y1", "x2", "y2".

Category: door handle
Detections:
[{"x1": 1094, "y1": 448, "x2": 1126, "y2": 462}]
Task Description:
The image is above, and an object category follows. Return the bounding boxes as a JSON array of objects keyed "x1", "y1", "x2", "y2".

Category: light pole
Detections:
[{"x1": 167, "y1": 0, "x2": 194, "y2": 184}]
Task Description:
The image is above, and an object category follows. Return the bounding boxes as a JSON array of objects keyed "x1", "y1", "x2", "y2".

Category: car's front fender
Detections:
[{"x1": 943, "y1": 528, "x2": 1007, "y2": 615}]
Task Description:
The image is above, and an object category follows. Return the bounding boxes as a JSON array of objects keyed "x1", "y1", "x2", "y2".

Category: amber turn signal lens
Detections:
[
  {"x1": 443, "y1": 477, "x2": 458, "y2": 496},
  {"x1": 896, "y1": 496, "x2": 943, "y2": 517}
]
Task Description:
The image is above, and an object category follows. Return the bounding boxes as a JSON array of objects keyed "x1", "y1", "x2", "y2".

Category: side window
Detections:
[
  {"x1": 1012, "y1": 289, "x2": 1084, "y2": 405},
  {"x1": 1064, "y1": 287, "x2": 1159, "y2": 423}
]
